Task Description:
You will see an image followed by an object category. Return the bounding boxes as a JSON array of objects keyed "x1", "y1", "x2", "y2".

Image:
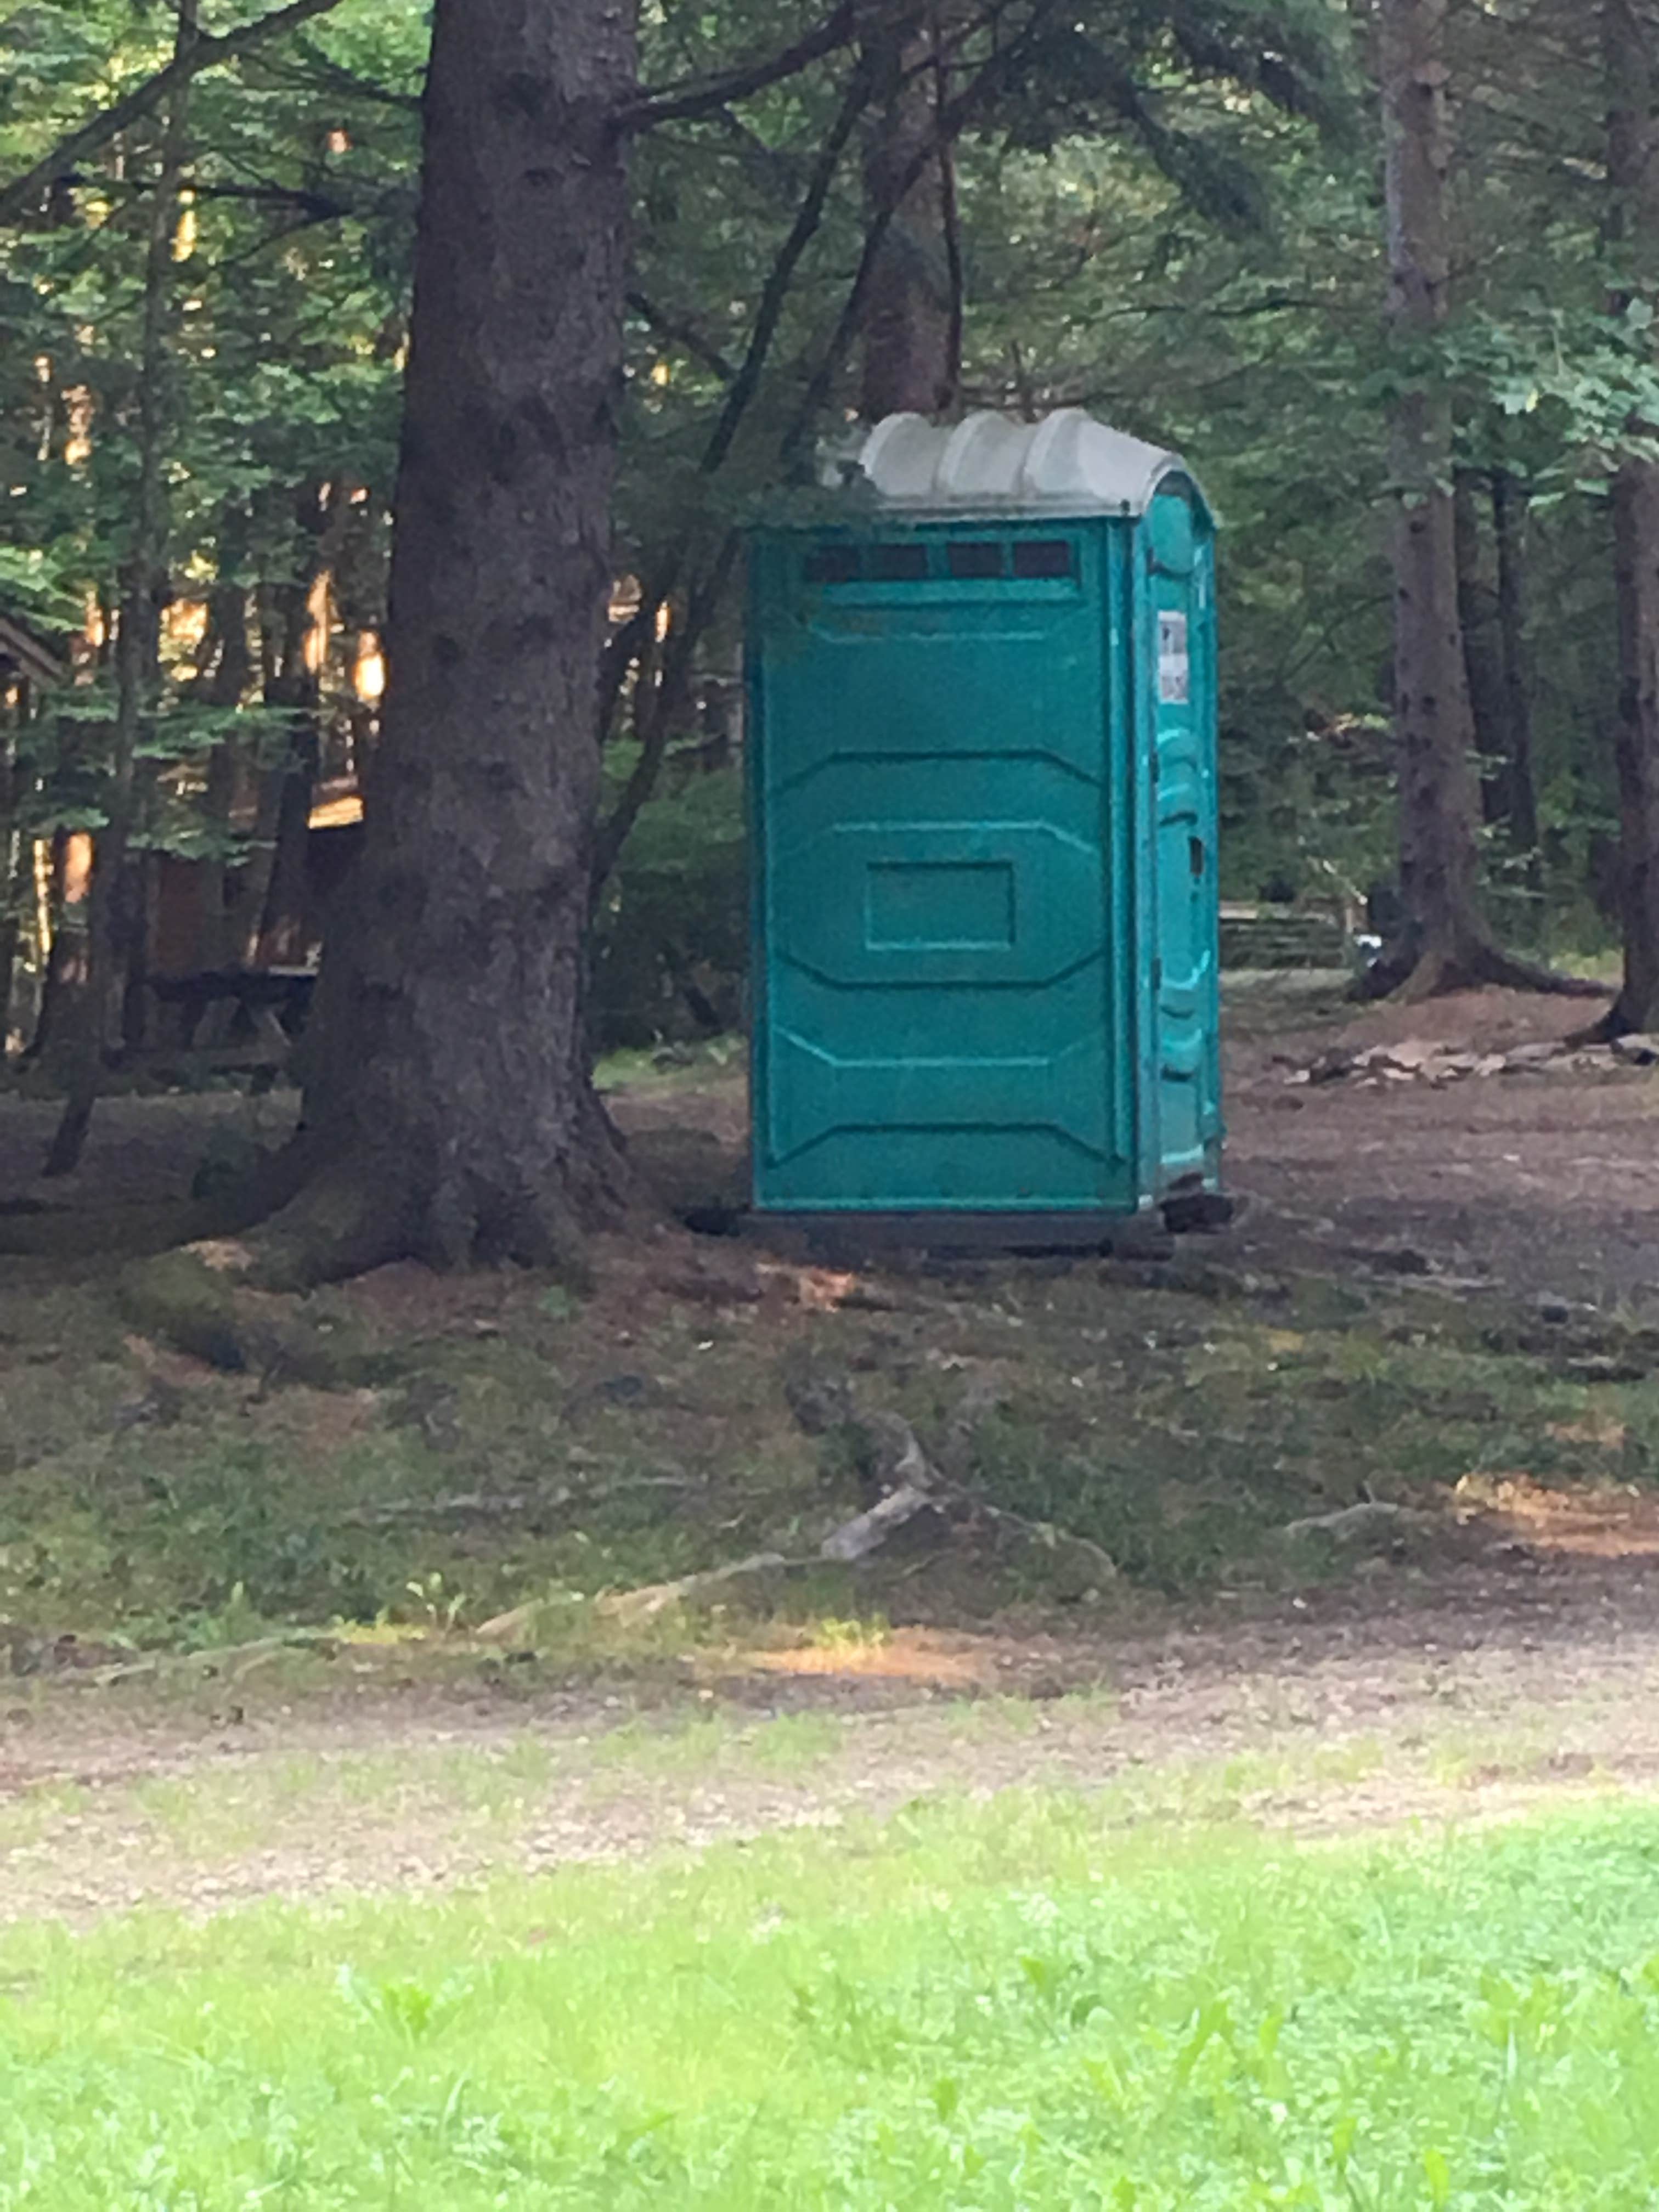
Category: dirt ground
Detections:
[
  {"x1": 0, "y1": 977, "x2": 1646, "y2": 1305},
  {"x1": 6, "y1": 974, "x2": 1659, "y2": 1923},
  {"x1": 1222, "y1": 980, "x2": 1659, "y2": 1307}
]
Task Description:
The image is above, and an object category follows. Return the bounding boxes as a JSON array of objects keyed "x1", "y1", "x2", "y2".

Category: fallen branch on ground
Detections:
[
  {"x1": 1282, "y1": 1500, "x2": 1432, "y2": 1542},
  {"x1": 811, "y1": 1386, "x2": 1116, "y2": 1582},
  {"x1": 583, "y1": 1381, "x2": 1119, "y2": 1626},
  {"x1": 595, "y1": 1551, "x2": 798, "y2": 1623},
  {"x1": 81, "y1": 1630, "x2": 340, "y2": 1687},
  {"x1": 338, "y1": 1475, "x2": 693, "y2": 1528}
]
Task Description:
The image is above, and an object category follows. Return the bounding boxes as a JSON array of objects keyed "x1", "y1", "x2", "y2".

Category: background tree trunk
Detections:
[
  {"x1": 191, "y1": 510, "x2": 254, "y2": 974},
  {"x1": 26, "y1": 830, "x2": 81, "y2": 1066},
  {"x1": 44, "y1": 0, "x2": 196, "y2": 1172},
  {"x1": 1454, "y1": 462, "x2": 1542, "y2": 865},
  {"x1": 1374, "y1": 0, "x2": 1492, "y2": 994},
  {"x1": 1492, "y1": 465, "x2": 1541, "y2": 859},
  {"x1": 1454, "y1": 465, "x2": 1509, "y2": 827},
  {"x1": 1364, "y1": 0, "x2": 1586, "y2": 1000},
  {"x1": 0, "y1": 730, "x2": 17, "y2": 1053},
  {"x1": 1601, "y1": 0, "x2": 1659, "y2": 1035},
  {"x1": 269, "y1": 0, "x2": 637, "y2": 1279},
  {"x1": 860, "y1": 10, "x2": 959, "y2": 420}
]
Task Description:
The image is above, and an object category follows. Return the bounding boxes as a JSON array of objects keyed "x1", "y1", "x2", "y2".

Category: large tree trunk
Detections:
[
  {"x1": 1364, "y1": 0, "x2": 1588, "y2": 1000},
  {"x1": 860, "y1": 11, "x2": 960, "y2": 420},
  {"x1": 260, "y1": 0, "x2": 637, "y2": 1280},
  {"x1": 1601, "y1": 0, "x2": 1659, "y2": 1036}
]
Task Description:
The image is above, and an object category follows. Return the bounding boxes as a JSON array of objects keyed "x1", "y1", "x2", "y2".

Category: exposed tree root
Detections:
[
  {"x1": 226, "y1": 1148, "x2": 420, "y2": 1293},
  {"x1": 4, "y1": 1079, "x2": 639, "y2": 1286},
  {"x1": 1459, "y1": 944, "x2": 1607, "y2": 999},
  {"x1": 1353, "y1": 934, "x2": 1607, "y2": 1004},
  {"x1": 1568, "y1": 996, "x2": 1657, "y2": 1047},
  {"x1": 115, "y1": 1247, "x2": 408, "y2": 1384},
  {"x1": 0, "y1": 1138, "x2": 311, "y2": 1263},
  {"x1": 83, "y1": 1630, "x2": 341, "y2": 1689},
  {"x1": 195, "y1": 1077, "x2": 633, "y2": 1292}
]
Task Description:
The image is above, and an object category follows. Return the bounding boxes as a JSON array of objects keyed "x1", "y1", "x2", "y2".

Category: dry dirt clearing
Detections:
[{"x1": 3, "y1": 1548, "x2": 1659, "y2": 1925}]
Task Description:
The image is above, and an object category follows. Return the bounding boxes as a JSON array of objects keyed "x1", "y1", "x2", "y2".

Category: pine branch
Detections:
[
  {"x1": 0, "y1": 0, "x2": 345, "y2": 229},
  {"x1": 786, "y1": 0, "x2": 1063, "y2": 460},
  {"x1": 701, "y1": 41, "x2": 886, "y2": 477},
  {"x1": 614, "y1": 4, "x2": 865, "y2": 133},
  {"x1": 627, "y1": 289, "x2": 738, "y2": 382}
]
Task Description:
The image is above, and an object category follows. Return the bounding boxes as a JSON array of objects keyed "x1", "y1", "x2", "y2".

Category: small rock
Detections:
[
  {"x1": 1502, "y1": 1041, "x2": 1567, "y2": 1069},
  {"x1": 111, "y1": 1378, "x2": 184, "y2": 1431},
  {"x1": 1383, "y1": 1039, "x2": 1436, "y2": 1070},
  {"x1": 1352, "y1": 1244, "x2": 1431, "y2": 1276},
  {"x1": 1567, "y1": 1355, "x2": 1649, "y2": 1384},
  {"x1": 394, "y1": 1375, "x2": 463, "y2": 1449},
  {"x1": 1161, "y1": 1188, "x2": 1237, "y2": 1235},
  {"x1": 1612, "y1": 1033, "x2": 1659, "y2": 1066},
  {"x1": 597, "y1": 1372, "x2": 650, "y2": 1406},
  {"x1": 1108, "y1": 1217, "x2": 1177, "y2": 1262}
]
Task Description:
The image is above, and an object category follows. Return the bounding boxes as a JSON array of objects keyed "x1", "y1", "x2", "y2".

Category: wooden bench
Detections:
[{"x1": 1218, "y1": 902, "x2": 1352, "y2": 972}]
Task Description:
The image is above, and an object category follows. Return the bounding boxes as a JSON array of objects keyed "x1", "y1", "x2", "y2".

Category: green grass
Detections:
[{"x1": 7, "y1": 1796, "x2": 1659, "y2": 2206}]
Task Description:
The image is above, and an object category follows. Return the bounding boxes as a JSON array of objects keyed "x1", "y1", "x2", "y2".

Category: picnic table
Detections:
[{"x1": 146, "y1": 966, "x2": 317, "y2": 1063}]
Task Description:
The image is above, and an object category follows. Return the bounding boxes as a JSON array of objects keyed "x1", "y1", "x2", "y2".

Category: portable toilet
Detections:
[{"x1": 744, "y1": 407, "x2": 1221, "y2": 1234}]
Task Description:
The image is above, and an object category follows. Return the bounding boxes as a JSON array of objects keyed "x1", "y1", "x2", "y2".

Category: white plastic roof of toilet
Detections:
[{"x1": 847, "y1": 407, "x2": 1195, "y2": 517}]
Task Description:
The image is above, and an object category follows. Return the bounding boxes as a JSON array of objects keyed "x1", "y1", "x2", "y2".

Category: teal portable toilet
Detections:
[{"x1": 746, "y1": 407, "x2": 1221, "y2": 1234}]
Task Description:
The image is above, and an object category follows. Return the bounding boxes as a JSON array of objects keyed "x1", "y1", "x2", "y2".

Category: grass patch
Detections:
[
  {"x1": 592, "y1": 1036, "x2": 746, "y2": 1093},
  {"x1": 5, "y1": 1795, "x2": 1659, "y2": 2205}
]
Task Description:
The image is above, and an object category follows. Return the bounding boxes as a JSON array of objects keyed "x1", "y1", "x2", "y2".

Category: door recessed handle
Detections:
[{"x1": 1189, "y1": 835, "x2": 1205, "y2": 879}]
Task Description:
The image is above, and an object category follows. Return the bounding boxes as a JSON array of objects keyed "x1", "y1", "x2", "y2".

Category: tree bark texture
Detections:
[
  {"x1": 288, "y1": 0, "x2": 637, "y2": 1276},
  {"x1": 1378, "y1": 0, "x2": 1492, "y2": 992},
  {"x1": 1604, "y1": 0, "x2": 1659, "y2": 1034},
  {"x1": 860, "y1": 11, "x2": 958, "y2": 420}
]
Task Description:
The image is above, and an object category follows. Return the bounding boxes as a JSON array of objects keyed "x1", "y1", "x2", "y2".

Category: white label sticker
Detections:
[{"x1": 1158, "y1": 612, "x2": 1190, "y2": 706}]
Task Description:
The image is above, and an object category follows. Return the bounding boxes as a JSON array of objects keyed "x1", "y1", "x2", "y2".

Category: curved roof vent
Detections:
[{"x1": 850, "y1": 406, "x2": 1194, "y2": 517}]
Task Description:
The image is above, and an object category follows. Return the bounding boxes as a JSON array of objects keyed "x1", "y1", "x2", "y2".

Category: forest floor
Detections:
[{"x1": 3, "y1": 973, "x2": 1659, "y2": 1922}]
